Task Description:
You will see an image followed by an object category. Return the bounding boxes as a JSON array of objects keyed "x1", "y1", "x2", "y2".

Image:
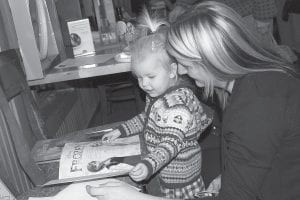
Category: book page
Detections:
[
  {"x1": 0, "y1": 179, "x2": 16, "y2": 200},
  {"x1": 58, "y1": 135, "x2": 140, "y2": 180}
]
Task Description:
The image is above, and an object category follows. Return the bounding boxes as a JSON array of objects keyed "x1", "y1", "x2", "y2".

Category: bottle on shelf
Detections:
[{"x1": 115, "y1": 7, "x2": 124, "y2": 22}]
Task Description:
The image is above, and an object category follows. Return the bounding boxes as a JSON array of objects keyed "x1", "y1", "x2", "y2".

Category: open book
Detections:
[
  {"x1": 43, "y1": 135, "x2": 141, "y2": 186},
  {"x1": 32, "y1": 122, "x2": 123, "y2": 164}
]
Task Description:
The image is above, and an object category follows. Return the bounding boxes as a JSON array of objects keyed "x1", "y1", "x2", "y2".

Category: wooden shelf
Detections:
[{"x1": 28, "y1": 53, "x2": 131, "y2": 86}]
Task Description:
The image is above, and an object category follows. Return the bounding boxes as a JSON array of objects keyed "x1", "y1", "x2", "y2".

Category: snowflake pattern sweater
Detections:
[{"x1": 118, "y1": 85, "x2": 213, "y2": 188}]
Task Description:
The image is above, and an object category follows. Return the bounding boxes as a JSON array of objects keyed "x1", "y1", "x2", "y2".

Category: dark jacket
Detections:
[{"x1": 219, "y1": 71, "x2": 300, "y2": 200}]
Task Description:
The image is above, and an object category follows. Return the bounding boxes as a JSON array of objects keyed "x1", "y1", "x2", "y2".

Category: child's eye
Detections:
[{"x1": 148, "y1": 75, "x2": 155, "y2": 79}]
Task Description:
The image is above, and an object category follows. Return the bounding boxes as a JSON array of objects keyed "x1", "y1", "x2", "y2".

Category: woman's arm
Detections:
[
  {"x1": 86, "y1": 179, "x2": 217, "y2": 200},
  {"x1": 86, "y1": 179, "x2": 172, "y2": 200}
]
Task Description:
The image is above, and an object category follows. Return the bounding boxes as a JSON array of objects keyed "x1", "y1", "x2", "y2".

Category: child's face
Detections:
[{"x1": 133, "y1": 55, "x2": 175, "y2": 97}]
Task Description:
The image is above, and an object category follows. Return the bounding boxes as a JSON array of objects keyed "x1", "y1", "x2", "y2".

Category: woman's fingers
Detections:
[
  {"x1": 86, "y1": 179, "x2": 142, "y2": 200},
  {"x1": 86, "y1": 185, "x2": 105, "y2": 197},
  {"x1": 86, "y1": 180, "x2": 122, "y2": 197},
  {"x1": 98, "y1": 180, "x2": 123, "y2": 187},
  {"x1": 88, "y1": 179, "x2": 122, "y2": 188}
]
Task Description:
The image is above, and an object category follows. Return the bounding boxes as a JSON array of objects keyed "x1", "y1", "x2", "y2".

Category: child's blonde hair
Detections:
[{"x1": 131, "y1": 9, "x2": 172, "y2": 71}]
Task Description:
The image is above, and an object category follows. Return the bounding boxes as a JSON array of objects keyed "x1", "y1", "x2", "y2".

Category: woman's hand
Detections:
[
  {"x1": 101, "y1": 129, "x2": 121, "y2": 143},
  {"x1": 206, "y1": 174, "x2": 221, "y2": 195},
  {"x1": 86, "y1": 179, "x2": 142, "y2": 200},
  {"x1": 129, "y1": 163, "x2": 148, "y2": 182},
  {"x1": 49, "y1": 180, "x2": 112, "y2": 200}
]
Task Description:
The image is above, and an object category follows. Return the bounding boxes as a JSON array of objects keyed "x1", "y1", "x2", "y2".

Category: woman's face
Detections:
[{"x1": 177, "y1": 60, "x2": 207, "y2": 88}]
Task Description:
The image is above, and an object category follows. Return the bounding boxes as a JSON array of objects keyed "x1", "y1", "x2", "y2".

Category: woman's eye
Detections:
[{"x1": 148, "y1": 76, "x2": 155, "y2": 79}]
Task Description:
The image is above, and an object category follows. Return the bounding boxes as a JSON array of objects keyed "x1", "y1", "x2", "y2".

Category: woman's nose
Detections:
[{"x1": 177, "y1": 64, "x2": 188, "y2": 75}]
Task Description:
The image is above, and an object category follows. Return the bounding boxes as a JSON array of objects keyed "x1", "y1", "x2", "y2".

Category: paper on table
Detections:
[
  {"x1": 56, "y1": 54, "x2": 115, "y2": 68},
  {"x1": 114, "y1": 52, "x2": 131, "y2": 63}
]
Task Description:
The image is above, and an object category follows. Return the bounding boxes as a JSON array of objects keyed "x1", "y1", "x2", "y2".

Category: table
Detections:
[{"x1": 28, "y1": 53, "x2": 131, "y2": 86}]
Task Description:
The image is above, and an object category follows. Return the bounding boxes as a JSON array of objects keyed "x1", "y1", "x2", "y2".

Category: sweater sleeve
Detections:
[
  {"x1": 141, "y1": 106, "x2": 191, "y2": 178},
  {"x1": 117, "y1": 96, "x2": 150, "y2": 137},
  {"x1": 118, "y1": 112, "x2": 146, "y2": 137}
]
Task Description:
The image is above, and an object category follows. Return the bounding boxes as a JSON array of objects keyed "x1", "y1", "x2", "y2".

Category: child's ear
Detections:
[{"x1": 170, "y1": 62, "x2": 178, "y2": 75}]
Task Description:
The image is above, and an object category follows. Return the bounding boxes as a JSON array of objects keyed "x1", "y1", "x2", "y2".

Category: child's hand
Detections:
[
  {"x1": 101, "y1": 129, "x2": 121, "y2": 143},
  {"x1": 129, "y1": 163, "x2": 148, "y2": 182}
]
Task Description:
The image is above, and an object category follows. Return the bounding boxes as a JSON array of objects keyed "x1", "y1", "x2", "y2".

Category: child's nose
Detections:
[{"x1": 141, "y1": 78, "x2": 149, "y2": 87}]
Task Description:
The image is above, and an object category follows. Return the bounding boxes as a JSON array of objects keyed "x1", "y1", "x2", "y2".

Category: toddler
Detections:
[{"x1": 102, "y1": 10, "x2": 213, "y2": 199}]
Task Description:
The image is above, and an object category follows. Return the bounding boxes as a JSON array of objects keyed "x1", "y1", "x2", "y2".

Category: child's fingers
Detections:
[
  {"x1": 130, "y1": 166, "x2": 142, "y2": 176},
  {"x1": 129, "y1": 167, "x2": 142, "y2": 180},
  {"x1": 129, "y1": 164, "x2": 148, "y2": 182},
  {"x1": 129, "y1": 172, "x2": 143, "y2": 181},
  {"x1": 102, "y1": 134, "x2": 115, "y2": 143},
  {"x1": 101, "y1": 133, "x2": 110, "y2": 142},
  {"x1": 102, "y1": 131, "x2": 121, "y2": 143},
  {"x1": 102, "y1": 136, "x2": 108, "y2": 142}
]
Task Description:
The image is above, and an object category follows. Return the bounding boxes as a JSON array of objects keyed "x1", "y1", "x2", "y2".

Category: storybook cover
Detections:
[{"x1": 43, "y1": 135, "x2": 140, "y2": 185}]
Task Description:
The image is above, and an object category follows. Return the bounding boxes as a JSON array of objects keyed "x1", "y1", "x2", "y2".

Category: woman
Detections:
[{"x1": 87, "y1": 1, "x2": 300, "y2": 200}]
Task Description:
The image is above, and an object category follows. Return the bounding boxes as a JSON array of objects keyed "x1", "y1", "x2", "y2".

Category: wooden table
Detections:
[{"x1": 28, "y1": 53, "x2": 131, "y2": 86}]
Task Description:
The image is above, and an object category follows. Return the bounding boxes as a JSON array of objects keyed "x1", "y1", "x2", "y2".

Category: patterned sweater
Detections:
[{"x1": 118, "y1": 86, "x2": 213, "y2": 188}]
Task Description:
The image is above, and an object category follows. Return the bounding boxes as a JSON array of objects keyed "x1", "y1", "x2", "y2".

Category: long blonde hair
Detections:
[{"x1": 166, "y1": 1, "x2": 298, "y2": 108}]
